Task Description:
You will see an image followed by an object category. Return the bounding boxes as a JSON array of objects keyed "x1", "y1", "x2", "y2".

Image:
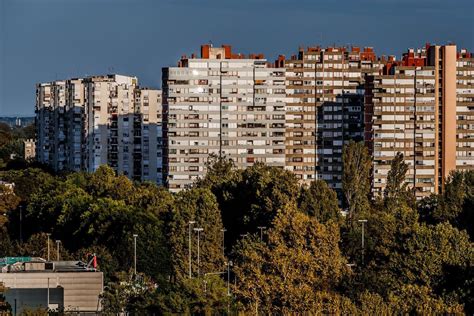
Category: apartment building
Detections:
[
  {"x1": 36, "y1": 81, "x2": 63, "y2": 168},
  {"x1": 162, "y1": 44, "x2": 286, "y2": 191},
  {"x1": 23, "y1": 139, "x2": 36, "y2": 160},
  {"x1": 284, "y1": 46, "x2": 384, "y2": 194},
  {"x1": 36, "y1": 74, "x2": 163, "y2": 184},
  {"x1": 35, "y1": 43, "x2": 472, "y2": 196},
  {"x1": 456, "y1": 48, "x2": 474, "y2": 171},
  {"x1": 365, "y1": 44, "x2": 474, "y2": 198}
]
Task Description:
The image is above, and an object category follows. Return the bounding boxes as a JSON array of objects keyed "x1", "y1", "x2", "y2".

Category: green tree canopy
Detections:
[
  {"x1": 383, "y1": 152, "x2": 414, "y2": 209},
  {"x1": 298, "y1": 180, "x2": 341, "y2": 224},
  {"x1": 233, "y1": 205, "x2": 347, "y2": 313},
  {"x1": 168, "y1": 187, "x2": 225, "y2": 281},
  {"x1": 342, "y1": 141, "x2": 371, "y2": 220}
]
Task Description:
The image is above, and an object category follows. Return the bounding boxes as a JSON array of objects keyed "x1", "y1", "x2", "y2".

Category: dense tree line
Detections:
[
  {"x1": 0, "y1": 142, "x2": 473, "y2": 314},
  {"x1": 0, "y1": 122, "x2": 35, "y2": 169}
]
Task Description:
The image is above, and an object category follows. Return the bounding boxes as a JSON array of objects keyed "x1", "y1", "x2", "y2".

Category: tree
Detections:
[
  {"x1": 15, "y1": 232, "x2": 73, "y2": 260},
  {"x1": 202, "y1": 162, "x2": 300, "y2": 249},
  {"x1": 0, "y1": 184, "x2": 20, "y2": 214},
  {"x1": 74, "y1": 246, "x2": 118, "y2": 283},
  {"x1": 0, "y1": 282, "x2": 11, "y2": 313},
  {"x1": 389, "y1": 222, "x2": 473, "y2": 295},
  {"x1": 195, "y1": 154, "x2": 237, "y2": 189},
  {"x1": 298, "y1": 180, "x2": 341, "y2": 224},
  {"x1": 434, "y1": 171, "x2": 466, "y2": 223},
  {"x1": 0, "y1": 123, "x2": 35, "y2": 168},
  {"x1": 357, "y1": 291, "x2": 392, "y2": 315},
  {"x1": 85, "y1": 165, "x2": 135, "y2": 200},
  {"x1": 153, "y1": 275, "x2": 230, "y2": 314},
  {"x1": 232, "y1": 205, "x2": 348, "y2": 313},
  {"x1": 73, "y1": 197, "x2": 168, "y2": 280},
  {"x1": 343, "y1": 202, "x2": 473, "y2": 312},
  {"x1": 341, "y1": 205, "x2": 419, "y2": 294},
  {"x1": 168, "y1": 188, "x2": 225, "y2": 281},
  {"x1": 342, "y1": 141, "x2": 371, "y2": 220},
  {"x1": 383, "y1": 152, "x2": 414, "y2": 208},
  {"x1": 0, "y1": 226, "x2": 13, "y2": 256},
  {"x1": 419, "y1": 171, "x2": 474, "y2": 239},
  {"x1": 387, "y1": 285, "x2": 463, "y2": 314},
  {"x1": 101, "y1": 272, "x2": 158, "y2": 315},
  {"x1": 0, "y1": 168, "x2": 57, "y2": 204},
  {"x1": 0, "y1": 123, "x2": 12, "y2": 148}
]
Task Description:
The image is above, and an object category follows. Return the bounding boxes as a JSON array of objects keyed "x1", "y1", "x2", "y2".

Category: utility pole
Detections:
[
  {"x1": 358, "y1": 219, "x2": 368, "y2": 265},
  {"x1": 257, "y1": 226, "x2": 266, "y2": 241},
  {"x1": 55, "y1": 240, "x2": 61, "y2": 261},
  {"x1": 133, "y1": 234, "x2": 138, "y2": 275},
  {"x1": 46, "y1": 233, "x2": 51, "y2": 261},
  {"x1": 188, "y1": 221, "x2": 196, "y2": 278},
  {"x1": 194, "y1": 228, "x2": 204, "y2": 277}
]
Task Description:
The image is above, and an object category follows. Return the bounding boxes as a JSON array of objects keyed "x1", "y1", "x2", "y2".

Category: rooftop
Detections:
[{"x1": 1, "y1": 257, "x2": 98, "y2": 273}]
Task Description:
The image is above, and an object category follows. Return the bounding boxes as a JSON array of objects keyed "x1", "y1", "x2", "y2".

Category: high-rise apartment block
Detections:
[
  {"x1": 284, "y1": 46, "x2": 384, "y2": 194},
  {"x1": 35, "y1": 43, "x2": 473, "y2": 198},
  {"x1": 456, "y1": 48, "x2": 474, "y2": 172},
  {"x1": 162, "y1": 45, "x2": 286, "y2": 191},
  {"x1": 365, "y1": 44, "x2": 474, "y2": 198},
  {"x1": 36, "y1": 74, "x2": 163, "y2": 184}
]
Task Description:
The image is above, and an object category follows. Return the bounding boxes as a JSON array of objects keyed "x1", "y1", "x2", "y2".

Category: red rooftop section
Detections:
[
  {"x1": 176, "y1": 43, "x2": 472, "y2": 68},
  {"x1": 200, "y1": 44, "x2": 264, "y2": 60},
  {"x1": 458, "y1": 48, "x2": 472, "y2": 59},
  {"x1": 178, "y1": 44, "x2": 266, "y2": 67}
]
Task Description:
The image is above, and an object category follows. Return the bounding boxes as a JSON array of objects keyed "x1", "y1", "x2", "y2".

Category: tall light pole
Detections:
[
  {"x1": 133, "y1": 234, "x2": 138, "y2": 275},
  {"x1": 358, "y1": 219, "x2": 368, "y2": 265},
  {"x1": 19, "y1": 205, "x2": 23, "y2": 243},
  {"x1": 47, "y1": 277, "x2": 50, "y2": 309},
  {"x1": 257, "y1": 226, "x2": 266, "y2": 241},
  {"x1": 194, "y1": 227, "x2": 204, "y2": 277},
  {"x1": 55, "y1": 240, "x2": 61, "y2": 261},
  {"x1": 226, "y1": 261, "x2": 233, "y2": 296},
  {"x1": 221, "y1": 228, "x2": 226, "y2": 257},
  {"x1": 46, "y1": 233, "x2": 51, "y2": 261},
  {"x1": 188, "y1": 221, "x2": 196, "y2": 278}
]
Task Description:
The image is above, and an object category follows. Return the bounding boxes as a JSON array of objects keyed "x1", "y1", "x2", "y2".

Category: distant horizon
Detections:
[
  {"x1": 0, "y1": 115, "x2": 35, "y2": 118},
  {"x1": 1, "y1": 0, "x2": 472, "y2": 116}
]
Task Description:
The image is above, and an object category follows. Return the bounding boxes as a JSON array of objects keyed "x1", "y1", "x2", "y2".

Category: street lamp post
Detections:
[
  {"x1": 188, "y1": 221, "x2": 196, "y2": 278},
  {"x1": 19, "y1": 205, "x2": 23, "y2": 243},
  {"x1": 46, "y1": 233, "x2": 51, "y2": 261},
  {"x1": 194, "y1": 228, "x2": 204, "y2": 277},
  {"x1": 358, "y1": 219, "x2": 368, "y2": 265},
  {"x1": 47, "y1": 277, "x2": 50, "y2": 310},
  {"x1": 133, "y1": 234, "x2": 138, "y2": 275},
  {"x1": 226, "y1": 261, "x2": 233, "y2": 296},
  {"x1": 221, "y1": 228, "x2": 226, "y2": 257},
  {"x1": 257, "y1": 226, "x2": 266, "y2": 241},
  {"x1": 55, "y1": 240, "x2": 61, "y2": 261}
]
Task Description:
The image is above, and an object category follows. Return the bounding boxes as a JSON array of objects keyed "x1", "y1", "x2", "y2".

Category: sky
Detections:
[{"x1": 0, "y1": 0, "x2": 472, "y2": 117}]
